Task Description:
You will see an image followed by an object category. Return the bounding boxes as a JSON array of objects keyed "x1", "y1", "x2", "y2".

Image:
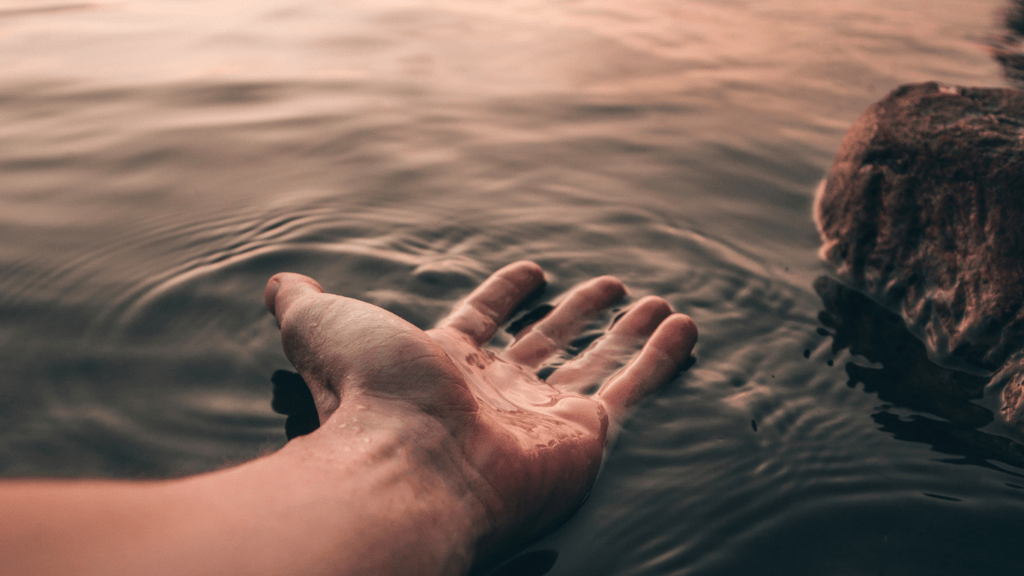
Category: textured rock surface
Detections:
[{"x1": 815, "y1": 82, "x2": 1024, "y2": 429}]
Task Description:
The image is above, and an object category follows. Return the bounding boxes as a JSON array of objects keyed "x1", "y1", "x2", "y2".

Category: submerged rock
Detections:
[{"x1": 814, "y1": 82, "x2": 1024, "y2": 430}]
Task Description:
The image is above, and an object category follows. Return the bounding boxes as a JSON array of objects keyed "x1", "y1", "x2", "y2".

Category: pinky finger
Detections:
[{"x1": 597, "y1": 313, "x2": 697, "y2": 419}]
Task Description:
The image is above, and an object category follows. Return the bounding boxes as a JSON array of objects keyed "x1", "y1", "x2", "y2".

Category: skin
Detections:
[{"x1": 0, "y1": 261, "x2": 697, "y2": 576}]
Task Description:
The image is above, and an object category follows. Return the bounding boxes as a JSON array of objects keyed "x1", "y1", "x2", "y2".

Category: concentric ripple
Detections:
[{"x1": 1, "y1": 0, "x2": 1021, "y2": 574}]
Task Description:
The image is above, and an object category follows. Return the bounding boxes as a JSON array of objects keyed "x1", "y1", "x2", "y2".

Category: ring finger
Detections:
[
  {"x1": 504, "y1": 275, "x2": 626, "y2": 367},
  {"x1": 545, "y1": 295, "x2": 673, "y2": 393}
]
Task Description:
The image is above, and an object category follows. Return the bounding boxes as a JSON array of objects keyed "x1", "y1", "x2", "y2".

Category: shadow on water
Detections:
[
  {"x1": 813, "y1": 276, "x2": 1024, "y2": 476},
  {"x1": 270, "y1": 370, "x2": 319, "y2": 440}
]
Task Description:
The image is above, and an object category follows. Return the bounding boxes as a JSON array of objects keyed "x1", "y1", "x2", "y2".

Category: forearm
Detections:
[{"x1": 0, "y1": 404, "x2": 489, "y2": 576}]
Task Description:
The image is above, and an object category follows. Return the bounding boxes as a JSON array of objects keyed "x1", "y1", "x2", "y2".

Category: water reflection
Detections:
[
  {"x1": 0, "y1": 0, "x2": 1018, "y2": 572},
  {"x1": 0, "y1": 3, "x2": 97, "y2": 19},
  {"x1": 988, "y1": 0, "x2": 1024, "y2": 86},
  {"x1": 814, "y1": 276, "x2": 991, "y2": 427},
  {"x1": 814, "y1": 276, "x2": 1024, "y2": 476},
  {"x1": 872, "y1": 412, "x2": 1024, "y2": 478}
]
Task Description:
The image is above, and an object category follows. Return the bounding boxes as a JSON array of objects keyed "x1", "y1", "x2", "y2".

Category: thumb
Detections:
[
  {"x1": 266, "y1": 273, "x2": 341, "y2": 420},
  {"x1": 265, "y1": 272, "x2": 325, "y2": 326}
]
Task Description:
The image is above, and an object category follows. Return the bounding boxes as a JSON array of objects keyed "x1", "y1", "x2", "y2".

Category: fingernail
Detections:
[{"x1": 265, "y1": 278, "x2": 281, "y2": 316}]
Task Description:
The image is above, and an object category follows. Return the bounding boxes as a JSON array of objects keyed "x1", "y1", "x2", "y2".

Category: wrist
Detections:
[{"x1": 274, "y1": 396, "x2": 493, "y2": 575}]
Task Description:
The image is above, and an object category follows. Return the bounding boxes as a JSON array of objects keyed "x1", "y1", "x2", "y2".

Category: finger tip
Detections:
[
  {"x1": 593, "y1": 275, "x2": 628, "y2": 301},
  {"x1": 610, "y1": 295, "x2": 671, "y2": 334},
  {"x1": 510, "y1": 260, "x2": 546, "y2": 285},
  {"x1": 265, "y1": 273, "x2": 324, "y2": 319},
  {"x1": 645, "y1": 313, "x2": 698, "y2": 364},
  {"x1": 497, "y1": 261, "x2": 548, "y2": 300},
  {"x1": 637, "y1": 295, "x2": 673, "y2": 316},
  {"x1": 512, "y1": 259, "x2": 543, "y2": 272},
  {"x1": 666, "y1": 313, "x2": 698, "y2": 357},
  {"x1": 673, "y1": 312, "x2": 698, "y2": 337}
]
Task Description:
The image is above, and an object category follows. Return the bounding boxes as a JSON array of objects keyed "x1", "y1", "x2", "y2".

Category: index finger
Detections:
[{"x1": 436, "y1": 261, "x2": 546, "y2": 344}]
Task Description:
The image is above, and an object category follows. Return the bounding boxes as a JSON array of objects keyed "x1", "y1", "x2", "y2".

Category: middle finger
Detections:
[
  {"x1": 545, "y1": 295, "x2": 673, "y2": 392},
  {"x1": 505, "y1": 275, "x2": 626, "y2": 367}
]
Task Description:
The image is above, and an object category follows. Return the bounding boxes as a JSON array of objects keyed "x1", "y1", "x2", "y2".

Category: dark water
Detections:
[{"x1": 2, "y1": 0, "x2": 1024, "y2": 574}]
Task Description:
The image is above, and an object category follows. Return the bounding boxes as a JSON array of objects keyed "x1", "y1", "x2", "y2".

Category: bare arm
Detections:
[{"x1": 0, "y1": 261, "x2": 697, "y2": 576}]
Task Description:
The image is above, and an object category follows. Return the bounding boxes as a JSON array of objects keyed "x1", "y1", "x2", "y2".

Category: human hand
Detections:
[{"x1": 264, "y1": 261, "x2": 697, "y2": 565}]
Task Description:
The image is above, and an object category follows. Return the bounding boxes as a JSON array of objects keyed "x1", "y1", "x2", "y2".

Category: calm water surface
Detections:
[{"x1": 2, "y1": 0, "x2": 1023, "y2": 574}]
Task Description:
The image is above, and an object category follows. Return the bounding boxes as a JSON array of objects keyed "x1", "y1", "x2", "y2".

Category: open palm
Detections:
[{"x1": 264, "y1": 261, "x2": 697, "y2": 562}]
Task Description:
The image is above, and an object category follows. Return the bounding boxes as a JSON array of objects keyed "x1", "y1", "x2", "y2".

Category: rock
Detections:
[{"x1": 814, "y1": 81, "x2": 1024, "y2": 430}]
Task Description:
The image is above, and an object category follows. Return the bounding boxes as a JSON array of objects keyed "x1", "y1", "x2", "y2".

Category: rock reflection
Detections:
[
  {"x1": 815, "y1": 276, "x2": 991, "y2": 426},
  {"x1": 814, "y1": 276, "x2": 1024, "y2": 474},
  {"x1": 989, "y1": 0, "x2": 1024, "y2": 87},
  {"x1": 872, "y1": 412, "x2": 1024, "y2": 477}
]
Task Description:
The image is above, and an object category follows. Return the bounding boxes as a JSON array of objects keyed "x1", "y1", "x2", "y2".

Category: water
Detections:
[{"x1": 2, "y1": 0, "x2": 1023, "y2": 573}]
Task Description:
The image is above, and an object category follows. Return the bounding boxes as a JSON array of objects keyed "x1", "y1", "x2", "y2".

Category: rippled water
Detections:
[{"x1": 2, "y1": 0, "x2": 1023, "y2": 574}]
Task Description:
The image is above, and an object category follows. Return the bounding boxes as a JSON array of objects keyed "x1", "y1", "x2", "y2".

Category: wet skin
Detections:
[
  {"x1": 265, "y1": 261, "x2": 698, "y2": 567},
  {"x1": 0, "y1": 261, "x2": 696, "y2": 576}
]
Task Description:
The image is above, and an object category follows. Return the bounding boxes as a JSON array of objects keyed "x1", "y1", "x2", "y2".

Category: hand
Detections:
[{"x1": 264, "y1": 261, "x2": 697, "y2": 565}]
